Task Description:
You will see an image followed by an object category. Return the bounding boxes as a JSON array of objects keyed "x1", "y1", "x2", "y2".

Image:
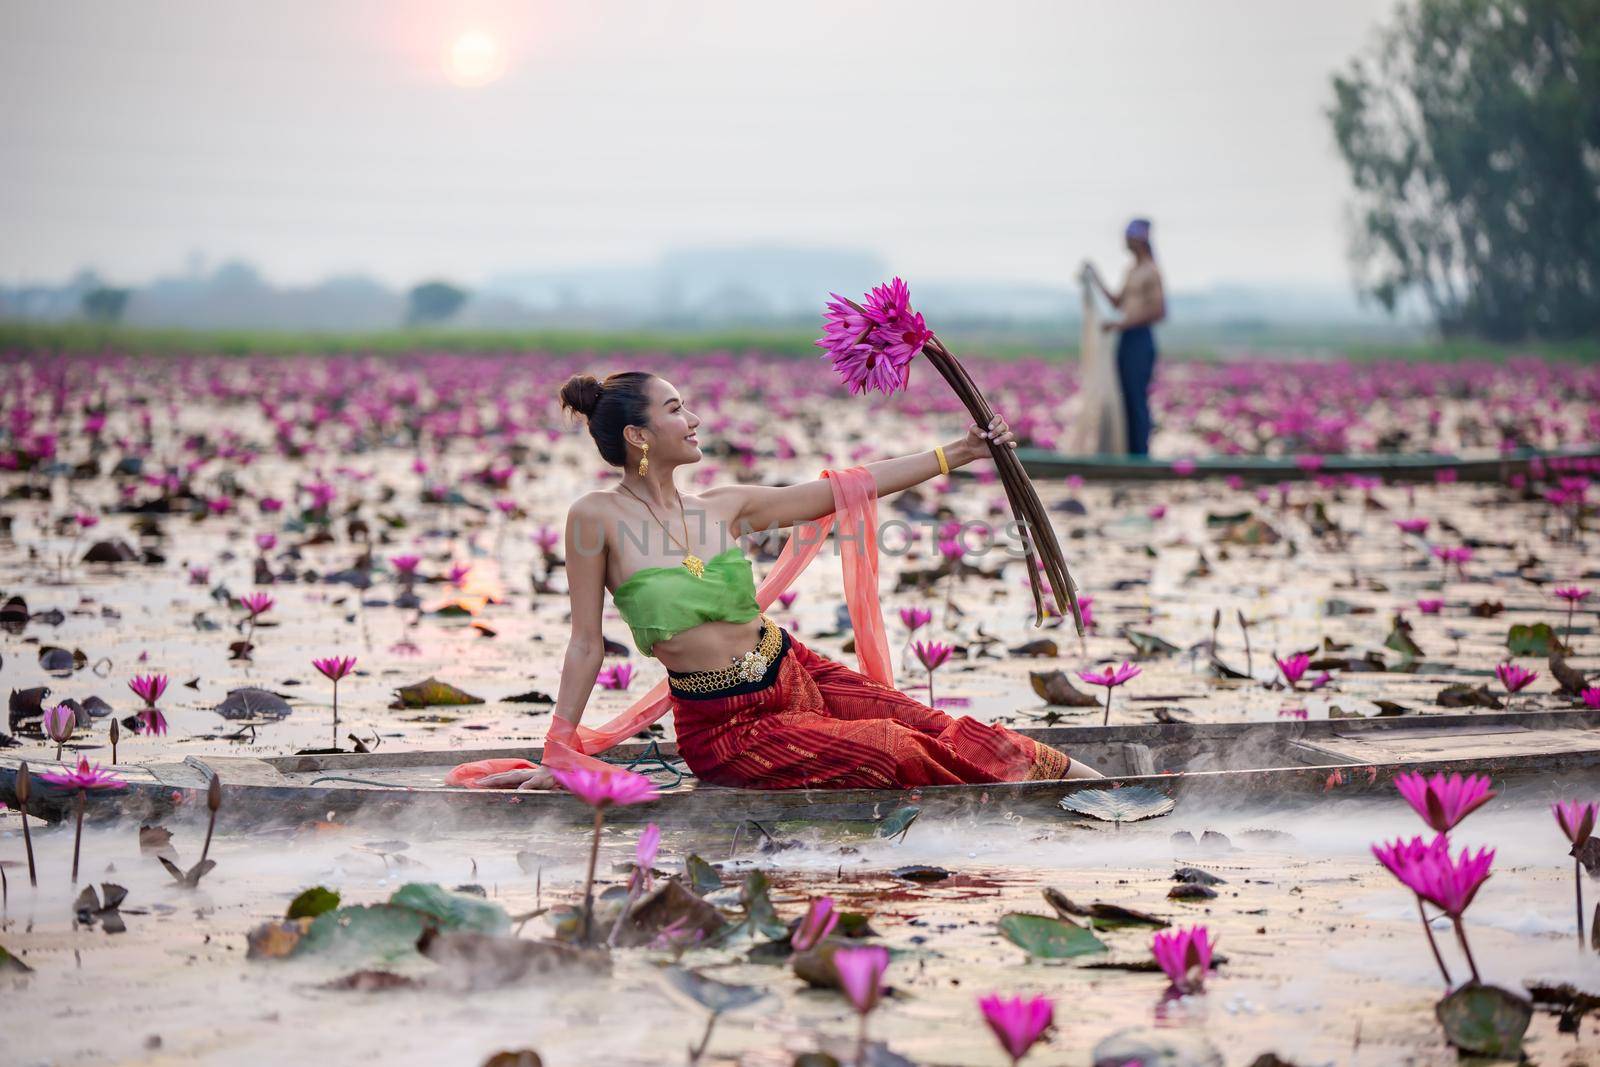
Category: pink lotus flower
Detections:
[
  {"x1": 1150, "y1": 925, "x2": 1216, "y2": 993},
  {"x1": 447, "y1": 562, "x2": 472, "y2": 587},
  {"x1": 1078, "y1": 661, "x2": 1141, "y2": 726},
  {"x1": 792, "y1": 897, "x2": 839, "y2": 953},
  {"x1": 128, "y1": 673, "x2": 168, "y2": 707},
  {"x1": 1076, "y1": 595, "x2": 1096, "y2": 631},
  {"x1": 533, "y1": 525, "x2": 561, "y2": 551},
  {"x1": 1372, "y1": 834, "x2": 1446, "y2": 883},
  {"x1": 899, "y1": 606, "x2": 932, "y2": 633},
  {"x1": 1495, "y1": 662, "x2": 1538, "y2": 694},
  {"x1": 239, "y1": 592, "x2": 275, "y2": 617},
  {"x1": 1172, "y1": 458, "x2": 1197, "y2": 476},
  {"x1": 188, "y1": 566, "x2": 210, "y2": 585},
  {"x1": 1077, "y1": 662, "x2": 1141, "y2": 688},
  {"x1": 777, "y1": 590, "x2": 799, "y2": 610},
  {"x1": 1553, "y1": 586, "x2": 1591, "y2": 604},
  {"x1": 1147, "y1": 505, "x2": 1167, "y2": 520},
  {"x1": 832, "y1": 944, "x2": 889, "y2": 1015},
  {"x1": 1278, "y1": 707, "x2": 1308, "y2": 720},
  {"x1": 1405, "y1": 842, "x2": 1495, "y2": 918},
  {"x1": 598, "y1": 663, "x2": 635, "y2": 690},
  {"x1": 258, "y1": 496, "x2": 284, "y2": 513},
  {"x1": 391, "y1": 554, "x2": 422, "y2": 577},
  {"x1": 1274, "y1": 652, "x2": 1311, "y2": 687},
  {"x1": 74, "y1": 512, "x2": 99, "y2": 529},
  {"x1": 313, "y1": 655, "x2": 357, "y2": 682},
  {"x1": 549, "y1": 766, "x2": 659, "y2": 809},
  {"x1": 43, "y1": 704, "x2": 76, "y2": 752},
  {"x1": 913, "y1": 640, "x2": 953, "y2": 671},
  {"x1": 1416, "y1": 598, "x2": 1444, "y2": 615},
  {"x1": 254, "y1": 532, "x2": 277, "y2": 552},
  {"x1": 1395, "y1": 518, "x2": 1430, "y2": 536},
  {"x1": 40, "y1": 757, "x2": 125, "y2": 792},
  {"x1": 1556, "y1": 800, "x2": 1598, "y2": 846},
  {"x1": 1393, "y1": 771, "x2": 1495, "y2": 833},
  {"x1": 815, "y1": 278, "x2": 929, "y2": 395},
  {"x1": 1583, "y1": 688, "x2": 1600, "y2": 709},
  {"x1": 978, "y1": 993, "x2": 1054, "y2": 1064}
]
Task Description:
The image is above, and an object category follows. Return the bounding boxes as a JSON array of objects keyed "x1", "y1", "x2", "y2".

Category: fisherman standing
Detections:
[{"x1": 1086, "y1": 218, "x2": 1167, "y2": 455}]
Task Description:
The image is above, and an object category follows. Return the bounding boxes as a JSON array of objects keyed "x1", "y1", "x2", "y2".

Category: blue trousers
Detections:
[{"x1": 1116, "y1": 326, "x2": 1157, "y2": 455}]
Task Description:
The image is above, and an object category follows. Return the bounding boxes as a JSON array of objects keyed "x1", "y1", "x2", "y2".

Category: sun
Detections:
[{"x1": 446, "y1": 30, "x2": 507, "y2": 88}]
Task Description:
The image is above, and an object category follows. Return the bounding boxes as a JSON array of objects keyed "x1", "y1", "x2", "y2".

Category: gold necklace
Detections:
[{"x1": 619, "y1": 483, "x2": 705, "y2": 578}]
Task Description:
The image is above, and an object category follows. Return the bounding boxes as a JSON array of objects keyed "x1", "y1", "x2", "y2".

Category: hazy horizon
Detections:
[{"x1": 5, "y1": 0, "x2": 1401, "y2": 294}]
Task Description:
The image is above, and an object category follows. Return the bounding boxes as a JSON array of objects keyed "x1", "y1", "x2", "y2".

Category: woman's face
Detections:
[{"x1": 637, "y1": 377, "x2": 701, "y2": 466}]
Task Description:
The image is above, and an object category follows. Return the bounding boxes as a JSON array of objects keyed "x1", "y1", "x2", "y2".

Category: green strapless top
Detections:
[{"x1": 612, "y1": 546, "x2": 761, "y2": 656}]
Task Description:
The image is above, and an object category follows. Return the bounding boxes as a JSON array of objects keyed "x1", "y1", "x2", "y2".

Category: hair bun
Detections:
[{"x1": 559, "y1": 374, "x2": 604, "y2": 418}]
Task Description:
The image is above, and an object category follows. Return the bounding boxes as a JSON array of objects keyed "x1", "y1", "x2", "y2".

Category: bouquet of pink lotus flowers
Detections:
[{"x1": 818, "y1": 278, "x2": 1084, "y2": 632}]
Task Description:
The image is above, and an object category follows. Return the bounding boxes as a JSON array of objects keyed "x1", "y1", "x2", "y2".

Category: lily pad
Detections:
[
  {"x1": 1125, "y1": 630, "x2": 1181, "y2": 658},
  {"x1": 684, "y1": 853, "x2": 723, "y2": 895},
  {"x1": 1058, "y1": 786, "x2": 1175, "y2": 824},
  {"x1": 287, "y1": 886, "x2": 342, "y2": 920},
  {"x1": 389, "y1": 882, "x2": 509, "y2": 935},
  {"x1": 296, "y1": 904, "x2": 430, "y2": 960},
  {"x1": 215, "y1": 687, "x2": 293, "y2": 720},
  {"x1": 874, "y1": 805, "x2": 921, "y2": 841},
  {"x1": 1436, "y1": 684, "x2": 1504, "y2": 710},
  {"x1": 998, "y1": 912, "x2": 1108, "y2": 960},
  {"x1": 1435, "y1": 983, "x2": 1533, "y2": 1058},
  {"x1": 392, "y1": 677, "x2": 484, "y2": 708},
  {"x1": 1507, "y1": 622, "x2": 1569, "y2": 657},
  {"x1": 663, "y1": 965, "x2": 768, "y2": 1014},
  {"x1": 1031, "y1": 670, "x2": 1102, "y2": 708}
]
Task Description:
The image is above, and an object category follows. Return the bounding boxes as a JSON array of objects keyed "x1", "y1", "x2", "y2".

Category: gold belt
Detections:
[{"x1": 668, "y1": 615, "x2": 782, "y2": 694}]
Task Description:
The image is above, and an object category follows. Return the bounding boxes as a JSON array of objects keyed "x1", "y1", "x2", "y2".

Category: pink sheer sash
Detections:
[{"x1": 535, "y1": 465, "x2": 891, "y2": 776}]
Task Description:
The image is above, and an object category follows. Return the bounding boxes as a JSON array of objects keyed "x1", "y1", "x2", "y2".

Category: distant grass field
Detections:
[{"x1": 2, "y1": 320, "x2": 1595, "y2": 363}]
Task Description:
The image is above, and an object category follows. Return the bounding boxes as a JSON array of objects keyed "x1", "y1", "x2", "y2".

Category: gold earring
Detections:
[{"x1": 637, "y1": 441, "x2": 649, "y2": 476}]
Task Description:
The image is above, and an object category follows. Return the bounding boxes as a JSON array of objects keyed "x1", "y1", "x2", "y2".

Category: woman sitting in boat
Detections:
[{"x1": 475, "y1": 371, "x2": 1099, "y2": 791}]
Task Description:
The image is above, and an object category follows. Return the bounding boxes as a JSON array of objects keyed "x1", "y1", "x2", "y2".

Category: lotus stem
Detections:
[
  {"x1": 580, "y1": 807, "x2": 603, "y2": 944},
  {"x1": 1577, "y1": 857, "x2": 1586, "y2": 945},
  {"x1": 332, "y1": 679, "x2": 340, "y2": 749},
  {"x1": 16, "y1": 762, "x2": 36, "y2": 887},
  {"x1": 855, "y1": 1013, "x2": 868, "y2": 1067},
  {"x1": 1416, "y1": 897, "x2": 1453, "y2": 987},
  {"x1": 1452, "y1": 917, "x2": 1481, "y2": 985},
  {"x1": 200, "y1": 774, "x2": 222, "y2": 867},
  {"x1": 70, "y1": 789, "x2": 85, "y2": 884},
  {"x1": 1102, "y1": 688, "x2": 1113, "y2": 727},
  {"x1": 926, "y1": 667, "x2": 936, "y2": 711},
  {"x1": 1238, "y1": 610, "x2": 1253, "y2": 677},
  {"x1": 689, "y1": 1011, "x2": 719, "y2": 1064}
]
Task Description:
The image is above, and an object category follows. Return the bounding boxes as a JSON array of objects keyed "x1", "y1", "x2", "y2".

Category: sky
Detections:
[{"x1": 2, "y1": 0, "x2": 1403, "y2": 293}]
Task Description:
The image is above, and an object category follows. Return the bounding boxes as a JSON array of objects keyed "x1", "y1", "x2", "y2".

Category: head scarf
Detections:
[{"x1": 1125, "y1": 218, "x2": 1152, "y2": 243}]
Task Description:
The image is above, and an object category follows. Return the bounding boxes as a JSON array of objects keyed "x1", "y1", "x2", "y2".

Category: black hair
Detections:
[{"x1": 558, "y1": 371, "x2": 655, "y2": 467}]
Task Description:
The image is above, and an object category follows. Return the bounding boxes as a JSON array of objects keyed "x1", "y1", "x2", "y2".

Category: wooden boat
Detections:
[
  {"x1": 1015, "y1": 445, "x2": 1600, "y2": 484},
  {"x1": 5, "y1": 709, "x2": 1600, "y2": 830}
]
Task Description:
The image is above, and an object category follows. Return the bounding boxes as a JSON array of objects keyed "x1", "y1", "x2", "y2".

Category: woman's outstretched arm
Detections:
[{"x1": 715, "y1": 415, "x2": 1017, "y2": 535}]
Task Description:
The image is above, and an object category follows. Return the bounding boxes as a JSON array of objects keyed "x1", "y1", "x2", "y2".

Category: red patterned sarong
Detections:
[{"x1": 672, "y1": 632, "x2": 1069, "y2": 789}]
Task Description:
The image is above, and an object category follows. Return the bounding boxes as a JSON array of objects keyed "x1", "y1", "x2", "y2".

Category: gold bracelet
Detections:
[{"x1": 935, "y1": 445, "x2": 949, "y2": 476}]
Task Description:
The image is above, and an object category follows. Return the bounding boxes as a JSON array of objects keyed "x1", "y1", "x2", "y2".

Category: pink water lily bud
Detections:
[
  {"x1": 832, "y1": 944, "x2": 890, "y2": 1015},
  {"x1": 390, "y1": 554, "x2": 422, "y2": 576},
  {"x1": 792, "y1": 897, "x2": 840, "y2": 953},
  {"x1": 43, "y1": 704, "x2": 76, "y2": 744},
  {"x1": 1554, "y1": 800, "x2": 1598, "y2": 846},
  {"x1": 1274, "y1": 653, "x2": 1311, "y2": 686},
  {"x1": 1416, "y1": 598, "x2": 1443, "y2": 615},
  {"x1": 635, "y1": 822, "x2": 661, "y2": 871},
  {"x1": 978, "y1": 993, "x2": 1054, "y2": 1064},
  {"x1": 898, "y1": 606, "x2": 932, "y2": 632},
  {"x1": 913, "y1": 640, "x2": 954, "y2": 671}
]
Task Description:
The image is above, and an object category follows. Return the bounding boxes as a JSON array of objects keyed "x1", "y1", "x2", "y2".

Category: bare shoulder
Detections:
[{"x1": 568, "y1": 490, "x2": 618, "y2": 529}]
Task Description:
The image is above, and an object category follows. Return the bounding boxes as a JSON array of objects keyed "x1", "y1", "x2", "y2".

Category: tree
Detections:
[
  {"x1": 81, "y1": 287, "x2": 131, "y2": 324},
  {"x1": 1328, "y1": 0, "x2": 1600, "y2": 340},
  {"x1": 405, "y1": 281, "x2": 468, "y2": 325}
]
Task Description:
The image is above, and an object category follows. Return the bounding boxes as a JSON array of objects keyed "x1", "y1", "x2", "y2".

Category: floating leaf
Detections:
[
  {"x1": 0, "y1": 942, "x2": 35, "y2": 973},
  {"x1": 874, "y1": 805, "x2": 920, "y2": 842},
  {"x1": 320, "y1": 970, "x2": 421, "y2": 992},
  {"x1": 1043, "y1": 890, "x2": 1166, "y2": 930},
  {"x1": 1030, "y1": 670, "x2": 1101, "y2": 707},
  {"x1": 734, "y1": 870, "x2": 789, "y2": 941},
  {"x1": 685, "y1": 854, "x2": 723, "y2": 895},
  {"x1": 1058, "y1": 786, "x2": 1175, "y2": 824},
  {"x1": 1124, "y1": 630, "x2": 1181, "y2": 658},
  {"x1": 1436, "y1": 684, "x2": 1504, "y2": 710},
  {"x1": 389, "y1": 882, "x2": 509, "y2": 936},
  {"x1": 1009, "y1": 639, "x2": 1058, "y2": 658},
  {"x1": 997, "y1": 913, "x2": 1107, "y2": 959},
  {"x1": 246, "y1": 917, "x2": 313, "y2": 959},
  {"x1": 287, "y1": 886, "x2": 342, "y2": 920},
  {"x1": 481, "y1": 1053, "x2": 544, "y2": 1067},
  {"x1": 392, "y1": 677, "x2": 485, "y2": 708},
  {"x1": 214, "y1": 687, "x2": 293, "y2": 720},
  {"x1": 663, "y1": 965, "x2": 768, "y2": 1014},
  {"x1": 1384, "y1": 617, "x2": 1423, "y2": 664},
  {"x1": 419, "y1": 928, "x2": 608, "y2": 989},
  {"x1": 1435, "y1": 984, "x2": 1533, "y2": 1058},
  {"x1": 1507, "y1": 622, "x2": 1570, "y2": 657},
  {"x1": 296, "y1": 904, "x2": 431, "y2": 960},
  {"x1": 1173, "y1": 867, "x2": 1226, "y2": 886},
  {"x1": 891, "y1": 865, "x2": 950, "y2": 883}
]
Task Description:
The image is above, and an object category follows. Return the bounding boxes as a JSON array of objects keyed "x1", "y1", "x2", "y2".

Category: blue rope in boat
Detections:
[{"x1": 600, "y1": 739, "x2": 689, "y2": 789}]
